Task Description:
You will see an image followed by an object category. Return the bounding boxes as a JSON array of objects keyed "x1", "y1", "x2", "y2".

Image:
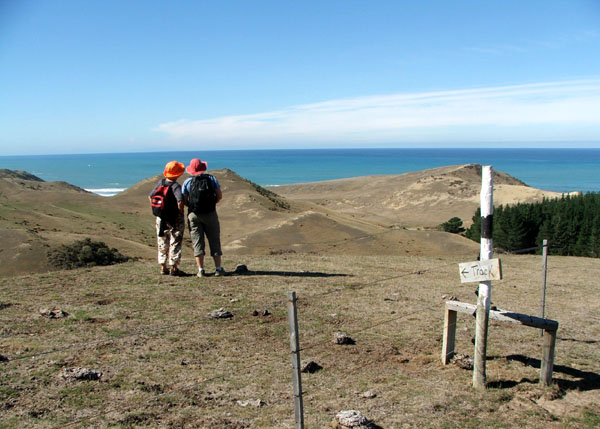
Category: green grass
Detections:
[{"x1": 577, "y1": 409, "x2": 600, "y2": 427}]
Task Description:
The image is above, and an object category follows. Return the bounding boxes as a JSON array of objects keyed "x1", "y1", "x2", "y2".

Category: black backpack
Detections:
[
  {"x1": 150, "y1": 179, "x2": 178, "y2": 223},
  {"x1": 188, "y1": 174, "x2": 217, "y2": 214}
]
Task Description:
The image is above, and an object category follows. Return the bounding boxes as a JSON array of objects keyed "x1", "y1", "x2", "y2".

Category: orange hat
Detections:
[{"x1": 163, "y1": 161, "x2": 185, "y2": 179}]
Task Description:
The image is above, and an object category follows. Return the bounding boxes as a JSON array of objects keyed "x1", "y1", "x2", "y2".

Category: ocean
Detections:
[{"x1": 0, "y1": 148, "x2": 598, "y2": 196}]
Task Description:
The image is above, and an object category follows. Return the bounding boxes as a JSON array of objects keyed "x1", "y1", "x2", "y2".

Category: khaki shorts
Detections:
[{"x1": 188, "y1": 211, "x2": 222, "y2": 257}]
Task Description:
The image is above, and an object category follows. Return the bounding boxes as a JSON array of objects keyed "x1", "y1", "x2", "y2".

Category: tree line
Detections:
[{"x1": 464, "y1": 192, "x2": 600, "y2": 258}]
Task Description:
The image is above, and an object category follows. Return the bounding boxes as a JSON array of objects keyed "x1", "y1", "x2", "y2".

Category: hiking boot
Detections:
[
  {"x1": 197, "y1": 269, "x2": 206, "y2": 278},
  {"x1": 170, "y1": 267, "x2": 185, "y2": 276},
  {"x1": 214, "y1": 267, "x2": 225, "y2": 277}
]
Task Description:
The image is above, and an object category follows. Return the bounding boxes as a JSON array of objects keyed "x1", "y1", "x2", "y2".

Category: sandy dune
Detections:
[
  {"x1": 0, "y1": 164, "x2": 570, "y2": 277},
  {"x1": 271, "y1": 164, "x2": 567, "y2": 228}
]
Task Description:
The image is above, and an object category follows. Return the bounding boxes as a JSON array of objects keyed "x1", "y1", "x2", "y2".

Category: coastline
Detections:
[{"x1": 2, "y1": 148, "x2": 599, "y2": 194}]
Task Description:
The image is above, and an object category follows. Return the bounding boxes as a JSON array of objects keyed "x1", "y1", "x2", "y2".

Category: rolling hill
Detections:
[
  {"x1": 0, "y1": 165, "x2": 566, "y2": 277},
  {"x1": 270, "y1": 164, "x2": 566, "y2": 229}
]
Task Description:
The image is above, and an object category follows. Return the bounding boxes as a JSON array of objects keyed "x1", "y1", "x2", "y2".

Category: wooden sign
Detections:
[{"x1": 458, "y1": 258, "x2": 502, "y2": 283}]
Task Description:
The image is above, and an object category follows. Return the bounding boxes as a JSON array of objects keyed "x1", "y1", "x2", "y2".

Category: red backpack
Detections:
[{"x1": 150, "y1": 180, "x2": 178, "y2": 222}]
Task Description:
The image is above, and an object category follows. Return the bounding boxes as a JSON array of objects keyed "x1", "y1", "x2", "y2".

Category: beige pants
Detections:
[
  {"x1": 188, "y1": 211, "x2": 222, "y2": 257},
  {"x1": 156, "y1": 214, "x2": 185, "y2": 266}
]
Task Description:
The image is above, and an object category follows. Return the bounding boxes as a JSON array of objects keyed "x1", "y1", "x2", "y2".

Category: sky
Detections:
[{"x1": 1, "y1": 0, "x2": 599, "y2": 155}]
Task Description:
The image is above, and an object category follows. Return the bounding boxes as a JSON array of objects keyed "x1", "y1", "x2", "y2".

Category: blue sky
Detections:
[{"x1": 1, "y1": 0, "x2": 599, "y2": 155}]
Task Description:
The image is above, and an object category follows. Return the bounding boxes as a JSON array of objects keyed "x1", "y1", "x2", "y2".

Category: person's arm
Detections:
[
  {"x1": 181, "y1": 179, "x2": 189, "y2": 207},
  {"x1": 170, "y1": 182, "x2": 185, "y2": 213},
  {"x1": 211, "y1": 176, "x2": 223, "y2": 204}
]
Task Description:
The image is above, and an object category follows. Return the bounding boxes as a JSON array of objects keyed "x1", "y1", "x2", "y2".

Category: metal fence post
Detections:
[{"x1": 286, "y1": 291, "x2": 304, "y2": 429}]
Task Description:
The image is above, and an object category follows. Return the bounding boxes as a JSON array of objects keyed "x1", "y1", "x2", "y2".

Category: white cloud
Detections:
[{"x1": 155, "y1": 79, "x2": 600, "y2": 146}]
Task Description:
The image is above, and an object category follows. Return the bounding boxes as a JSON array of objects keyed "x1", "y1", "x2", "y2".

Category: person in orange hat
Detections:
[{"x1": 148, "y1": 161, "x2": 186, "y2": 275}]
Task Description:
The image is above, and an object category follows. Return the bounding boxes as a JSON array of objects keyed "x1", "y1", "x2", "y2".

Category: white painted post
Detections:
[
  {"x1": 473, "y1": 166, "x2": 493, "y2": 390},
  {"x1": 286, "y1": 291, "x2": 304, "y2": 429}
]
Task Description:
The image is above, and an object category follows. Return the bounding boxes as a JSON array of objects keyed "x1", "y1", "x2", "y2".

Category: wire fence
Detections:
[
  {"x1": 0, "y1": 242, "x2": 555, "y2": 427},
  {"x1": 501, "y1": 242, "x2": 548, "y2": 255}
]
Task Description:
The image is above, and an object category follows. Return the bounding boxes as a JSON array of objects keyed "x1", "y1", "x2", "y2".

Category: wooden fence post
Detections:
[
  {"x1": 441, "y1": 307, "x2": 457, "y2": 365},
  {"x1": 541, "y1": 328, "x2": 557, "y2": 386},
  {"x1": 445, "y1": 300, "x2": 558, "y2": 385},
  {"x1": 286, "y1": 291, "x2": 304, "y2": 429},
  {"x1": 473, "y1": 166, "x2": 493, "y2": 390}
]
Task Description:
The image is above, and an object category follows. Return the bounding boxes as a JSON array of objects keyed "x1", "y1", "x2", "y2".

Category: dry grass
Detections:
[
  {"x1": 2, "y1": 164, "x2": 553, "y2": 278},
  {"x1": 1, "y1": 252, "x2": 599, "y2": 428},
  {"x1": 271, "y1": 164, "x2": 565, "y2": 229}
]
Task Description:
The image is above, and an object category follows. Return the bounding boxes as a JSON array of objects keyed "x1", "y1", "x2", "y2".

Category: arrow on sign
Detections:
[{"x1": 458, "y1": 259, "x2": 502, "y2": 283}]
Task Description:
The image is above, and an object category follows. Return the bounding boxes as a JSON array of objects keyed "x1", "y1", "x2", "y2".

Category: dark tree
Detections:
[
  {"x1": 464, "y1": 192, "x2": 600, "y2": 258},
  {"x1": 438, "y1": 217, "x2": 465, "y2": 233}
]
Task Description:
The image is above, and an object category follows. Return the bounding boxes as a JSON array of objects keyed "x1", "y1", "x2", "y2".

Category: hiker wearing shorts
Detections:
[
  {"x1": 148, "y1": 161, "x2": 186, "y2": 276},
  {"x1": 182, "y1": 158, "x2": 224, "y2": 278}
]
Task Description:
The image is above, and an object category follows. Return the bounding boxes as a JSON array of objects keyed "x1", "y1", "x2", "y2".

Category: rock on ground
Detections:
[
  {"x1": 452, "y1": 354, "x2": 474, "y2": 370},
  {"x1": 301, "y1": 361, "x2": 323, "y2": 373},
  {"x1": 209, "y1": 308, "x2": 233, "y2": 319},
  {"x1": 334, "y1": 332, "x2": 355, "y2": 345},
  {"x1": 39, "y1": 308, "x2": 69, "y2": 319},
  {"x1": 236, "y1": 399, "x2": 264, "y2": 407},
  {"x1": 335, "y1": 410, "x2": 369, "y2": 427},
  {"x1": 61, "y1": 367, "x2": 102, "y2": 381}
]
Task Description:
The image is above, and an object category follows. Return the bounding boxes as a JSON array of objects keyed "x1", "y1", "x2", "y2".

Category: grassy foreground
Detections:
[{"x1": 1, "y1": 253, "x2": 599, "y2": 428}]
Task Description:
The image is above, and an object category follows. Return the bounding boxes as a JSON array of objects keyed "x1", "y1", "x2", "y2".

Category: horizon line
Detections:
[{"x1": 2, "y1": 144, "x2": 600, "y2": 157}]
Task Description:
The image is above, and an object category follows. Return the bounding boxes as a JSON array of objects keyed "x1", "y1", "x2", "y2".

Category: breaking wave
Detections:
[{"x1": 86, "y1": 188, "x2": 126, "y2": 197}]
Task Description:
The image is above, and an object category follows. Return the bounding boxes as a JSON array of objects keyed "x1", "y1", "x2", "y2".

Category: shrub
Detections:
[
  {"x1": 438, "y1": 217, "x2": 465, "y2": 234},
  {"x1": 48, "y1": 238, "x2": 130, "y2": 269}
]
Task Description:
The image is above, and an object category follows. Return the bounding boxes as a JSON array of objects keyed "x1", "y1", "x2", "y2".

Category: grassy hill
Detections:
[
  {"x1": 2, "y1": 163, "x2": 565, "y2": 278},
  {"x1": 0, "y1": 169, "x2": 157, "y2": 276},
  {"x1": 271, "y1": 164, "x2": 566, "y2": 229},
  {"x1": 1, "y1": 166, "x2": 505, "y2": 277}
]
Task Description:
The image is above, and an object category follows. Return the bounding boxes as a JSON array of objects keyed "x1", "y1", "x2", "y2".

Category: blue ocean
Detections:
[{"x1": 0, "y1": 148, "x2": 598, "y2": 196}]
